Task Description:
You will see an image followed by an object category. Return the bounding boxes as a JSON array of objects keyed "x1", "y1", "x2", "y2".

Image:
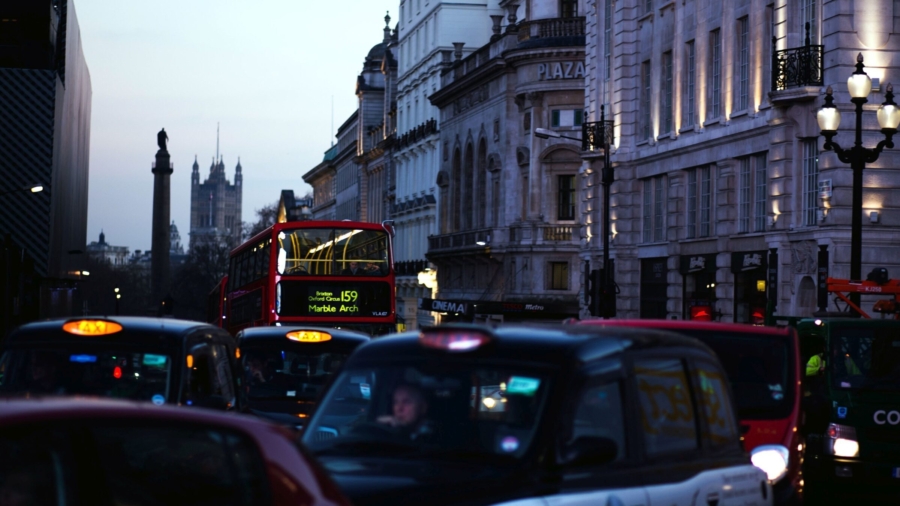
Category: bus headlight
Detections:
[
  {"x1": 826, "y1": 423, "x2": 860, "y2": 458},
  {"x1": 750, "y1": 445, "x2": 789, "y2": 483}
]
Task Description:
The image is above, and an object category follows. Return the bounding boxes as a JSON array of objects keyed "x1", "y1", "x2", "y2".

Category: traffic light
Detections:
[{"x1": 587, "y1": 269, "x2": 602, "y2": 316}]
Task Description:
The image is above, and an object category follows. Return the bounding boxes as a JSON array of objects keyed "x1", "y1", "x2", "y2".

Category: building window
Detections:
[
  {"x1": 738, "y1": 155, "x2": 768, "y2": 233},
  {"x1": 738, "y1": 158, "x2": 751, "y2": 233},
  {"x1": 754, "y1": 153, "x2": 768, "y2": 232},
  {"x1": 642, "y1": 176, "x2": 666, "y2": 243},
  {"x1": 644, "y1": 0, "x2": 653, "y2": 16},
  {"x1": 708, "y1": 29, "x2": 721, "y2": 120},
  {"x1": 524, "y1": 111, "x2": 531, "y2": 132},
  {"x1": 549, "y1": 262, "x2": 569, "y2": 290},
  {"x1": 662, "y1": 51, "x2": 673, "y2": 134},
  {"x1": 800, "y1": 0, "x2": 818, "y2": 43},
  {"x1": 604, "y1": 0, "x2": 613, "y2": 81},
  {"x1": 561, "y1": 0, "x2": 577, "y2": 17},
  {"x1": 558, "y1": 175, "x2": 576, "y2": 220},
  {"x1": 684, "y1": 41, "x2": 695, "y2": 127},
  {"x1": 736, "y1": 17, "x2": 749, "y2": 112},
  {"x1": 686, "y1": 167, "x2": 712, "y2": 239},
  {"x1": 551, "y1": 109, "x2": 584, "y2": 128},
  {"x1": 641, "y1": 60, "x2": 651, "y2": 140},
  {"x1": 802, "y1": 139, "x2": 819, "y2": 226}
]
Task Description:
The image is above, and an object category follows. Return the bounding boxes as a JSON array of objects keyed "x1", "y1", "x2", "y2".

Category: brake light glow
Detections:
[
  {"x1": 419, "y1": 330, "x2": 491, "y2": 352},
  {"x1": 62, "y1": 320, "x2": 123, "y2": 336},
  {"x1": 113, "y1": 366, "x2": 123, "y2": 379},
  {"x1": 286, "y1": 330, "x2": 332, "y2": 343}
]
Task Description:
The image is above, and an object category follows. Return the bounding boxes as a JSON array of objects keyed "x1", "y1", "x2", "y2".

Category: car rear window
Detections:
[
  {"x1": 685, "y1": 330, "x2": 792, "y2": 420},
  {"x1": 0, "y1": 347, "x2": 172, "y2": 403},
  {"x1": 90, "y1": 424, "x2": 270, "y2": 506}
]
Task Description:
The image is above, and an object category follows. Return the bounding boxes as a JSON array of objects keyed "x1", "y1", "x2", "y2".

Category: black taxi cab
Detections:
[
  {"x1": 0, "y1": 317, "x2": 241, "y2": 410},
  {"x1": 236, "y1": 326, "x2": 369, "y2": 428},
  {"x1": 301, "y1": 324, "x2": 772, "y2": 506}
]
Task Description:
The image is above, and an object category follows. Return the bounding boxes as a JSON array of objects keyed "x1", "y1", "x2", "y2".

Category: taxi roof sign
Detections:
[
  {"x1": 419, "y1": 329, "x2": 491, "y2": 352},
  {"x1": 62, "y1": 320, "x2": 123, "y2": 337},
  {"x1": 286, "y1": 330, "x2": 332, "y2": 343}
]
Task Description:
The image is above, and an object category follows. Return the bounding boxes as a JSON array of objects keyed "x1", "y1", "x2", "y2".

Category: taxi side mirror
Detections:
[{"x1": 563, "y1": 436, "x2": 618, "y2": 468}]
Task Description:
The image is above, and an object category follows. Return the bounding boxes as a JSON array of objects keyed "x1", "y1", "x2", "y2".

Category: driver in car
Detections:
[{"x1": 377, "y1": 383, "x2": 433, "y2": 440}]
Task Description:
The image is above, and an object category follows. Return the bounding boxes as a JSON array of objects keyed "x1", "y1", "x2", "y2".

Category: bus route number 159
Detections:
[{"x1": 341, "y1": 290, "x2": 359, "y2": 302}]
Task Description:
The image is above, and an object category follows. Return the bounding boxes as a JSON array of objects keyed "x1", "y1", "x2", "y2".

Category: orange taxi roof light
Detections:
[
  {"x1": 62, "y1": 320, "x2": 123, "y2": 336},
  {"x1": 286, "y1": 330, "x2": 332, "y2": 343}
]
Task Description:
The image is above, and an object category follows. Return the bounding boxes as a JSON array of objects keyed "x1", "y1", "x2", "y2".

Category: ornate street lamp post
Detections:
[
  {"x1": 817, "y1": 53, "x2": 900, "y2": 314},
  {"x1": 583, "y1": 105, "x2": 616, "y2": 318}
]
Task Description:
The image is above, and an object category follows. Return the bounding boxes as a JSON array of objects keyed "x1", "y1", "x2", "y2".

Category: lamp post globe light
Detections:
[{"x1": 817, "y1": 53, "x2": 900, "y2": 315}]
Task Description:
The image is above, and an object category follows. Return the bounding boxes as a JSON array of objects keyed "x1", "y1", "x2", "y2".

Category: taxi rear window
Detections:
[{"x1": 0, "y1": 348, "x2": 172, "y2": 403}]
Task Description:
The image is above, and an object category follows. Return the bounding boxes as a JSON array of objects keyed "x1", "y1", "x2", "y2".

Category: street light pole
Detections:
[
  {"x1": 599, "y1": 106, "x2": 614, "y2": 319},
  {"x1": 817, "y1": 53, "x2": 900, "y2": 314}
]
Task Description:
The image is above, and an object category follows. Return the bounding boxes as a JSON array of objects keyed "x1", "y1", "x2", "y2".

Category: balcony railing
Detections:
[
  {"x1": 582, "y1": 119, "x2": 614, "y2": 152},
  {"x1": 509, "y1": 224, "x2": 576, "y2": 245},
  {"x1": 427, "y1": 225, "x2": 578, "y2": 254},
  {"x1": 517, "y1": 17, "x2": 585, "y2": 44},
  {"x1": 771, "y1": 23, "x2": 823, "y2": 92},
  {"x1": 428, "y1": 229, "x2": 492, "y2": 251}
]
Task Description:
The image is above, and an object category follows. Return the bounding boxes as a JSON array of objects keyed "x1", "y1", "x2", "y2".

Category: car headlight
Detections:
[
  {"x1": 750, "y1": 445, "x2": 790, "y2": 483},
  {"x1": 826, "y1": 423, "x2": 860, "y2": 458}
]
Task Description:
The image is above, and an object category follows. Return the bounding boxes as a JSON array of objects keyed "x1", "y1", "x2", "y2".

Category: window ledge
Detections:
[
  {"x1": 657, "y1": 131, "x2": 676, "y2": 141},
  {"x1": 730, "y1": 109, "x2": 749, "y2": 119},
  {"x1": 639, "y1": 241, "x2": 668, "y2": 247},
  {"x1": 703, "y1": 117, "x2": 722, "y2": 127}
]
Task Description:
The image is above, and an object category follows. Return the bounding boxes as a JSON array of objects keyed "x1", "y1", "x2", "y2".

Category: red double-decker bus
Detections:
[
  {"x1": 207, "y1": 275, "x2": 228, "y2": 327},
  {"x1": 221, "y1": 220, "x2": 396, "y2": 336}
]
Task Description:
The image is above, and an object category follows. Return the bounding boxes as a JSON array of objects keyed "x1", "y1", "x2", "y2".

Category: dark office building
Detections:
[{"x1": 0, "y1": 0, "x2": 92, "y2": 327}]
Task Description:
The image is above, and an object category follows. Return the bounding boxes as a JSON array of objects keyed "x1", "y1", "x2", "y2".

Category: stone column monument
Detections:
[{"x1": 151, "y1": 128, "x2": 172, "y2": 313}]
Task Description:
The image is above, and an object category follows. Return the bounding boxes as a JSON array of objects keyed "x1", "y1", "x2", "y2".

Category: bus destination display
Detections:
[{"x1": 278, "y1": 281, "x2": 392, "y2": 318}]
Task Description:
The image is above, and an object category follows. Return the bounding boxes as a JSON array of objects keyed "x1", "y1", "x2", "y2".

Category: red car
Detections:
[
  {"x1": 576, "y1": 319, "x2": 801, "y2": 504},
  {"x1": 0, "y1": 398, "x2": 351, "y2": 506}
]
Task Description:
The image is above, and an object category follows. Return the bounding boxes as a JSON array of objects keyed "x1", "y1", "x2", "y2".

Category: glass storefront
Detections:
[
  {"x1": 732, "y1": 251, "x2": 768, "y2": 325},
  {"x1": 640, "y1": 258, "x2": 668, "y2": 319},
  {"x1": 680, "y1": 254, "x2": 717, "y2": 321}
]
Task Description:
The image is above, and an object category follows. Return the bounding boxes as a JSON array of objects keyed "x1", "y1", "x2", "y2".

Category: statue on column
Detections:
[{"x1": 157, "y1": 128, "x2": 169, "y2": 151}]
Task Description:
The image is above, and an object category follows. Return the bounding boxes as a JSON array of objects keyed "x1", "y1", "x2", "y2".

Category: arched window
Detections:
[
  {"x1": 452, "y1": 148, "x2": 461, "y2": 231},
  {"x1": 463, "y1": 143, "x2": 474, "y2": 230},
  {"x1": 476, "y1": 140, "x2": 487, "y2": 228}
]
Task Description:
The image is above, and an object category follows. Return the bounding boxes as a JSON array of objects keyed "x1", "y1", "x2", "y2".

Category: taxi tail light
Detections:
[
  {"x1": 113, "y1": 366, "x2": 123, "y2": 380},
  {"x1": 826, "y1": 423, "x2": 860, "y2": 458},
  {"x1": 419, "y1": 329, "x2": 492, "y2": 352}
]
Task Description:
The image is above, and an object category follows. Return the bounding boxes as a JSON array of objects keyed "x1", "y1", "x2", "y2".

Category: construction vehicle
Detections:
[{"x1": 821, "y1": 268, "x2": 900, "y2": 319}]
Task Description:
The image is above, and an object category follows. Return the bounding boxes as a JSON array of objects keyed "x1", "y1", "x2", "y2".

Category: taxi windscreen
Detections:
[
  {"x1": 303, "y1": 362, "x2": 549, "y2": 461},
  {"x1": 0, "y1": 348, "x2": 172, "y2": 403},
  {"x1": 242, "y1": 347, "x2": 349, "y2": 401},
  {"x1": 684, "y1": 330, "x2": 792, "y2": 420}
]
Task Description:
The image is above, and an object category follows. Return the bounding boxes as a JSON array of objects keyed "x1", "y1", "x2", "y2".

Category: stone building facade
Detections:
[
  {"x1": 392, "y1": 0, "x2": 502, "y2": 329},
  {"x1": 426, "y1": 0, "x2": 586, "y2": 323},
  {"x1": 86, "y1": 231, "x2": 129, "y2": 267},
  {"x1": 581, "y1": 0, "x2": 900, "y2": 321},
  {"x1": 190, "y1": 156, "x2": 243, "y2": 248}
]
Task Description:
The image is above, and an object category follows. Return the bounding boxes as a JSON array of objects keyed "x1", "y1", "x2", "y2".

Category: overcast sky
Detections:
[{"x1": 77, "y1": 0, "x2": 397, "y2": 252}]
